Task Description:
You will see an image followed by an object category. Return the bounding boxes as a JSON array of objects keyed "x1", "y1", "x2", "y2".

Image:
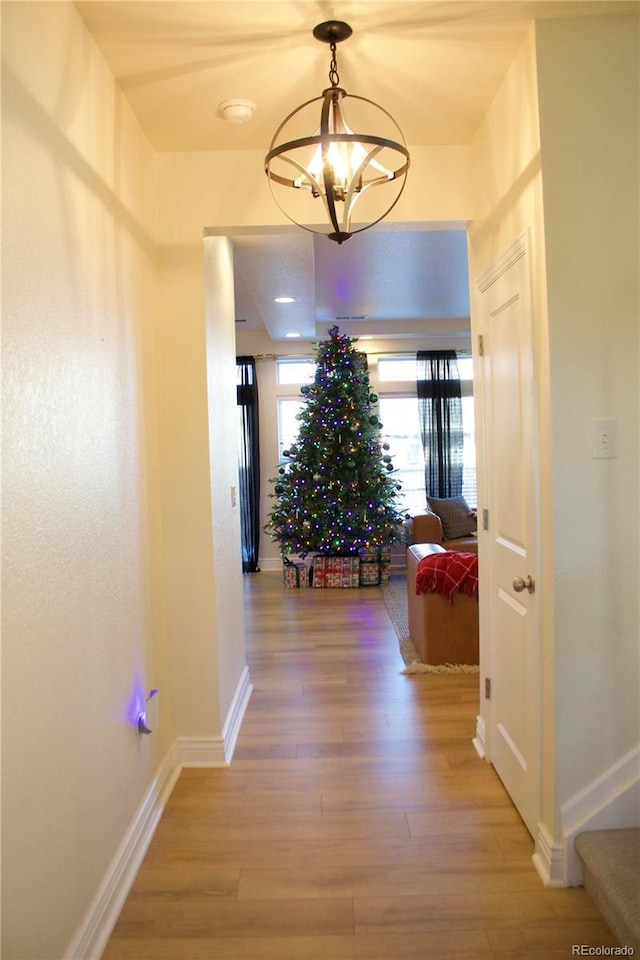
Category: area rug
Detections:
[{"x1": 381, "y1": 572, "x2": 479, "y2": 675}]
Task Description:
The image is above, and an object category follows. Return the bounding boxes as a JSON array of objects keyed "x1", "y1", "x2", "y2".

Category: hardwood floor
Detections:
[{"x1": 103, "y1": 571, "x2": 616, "y2": 959}]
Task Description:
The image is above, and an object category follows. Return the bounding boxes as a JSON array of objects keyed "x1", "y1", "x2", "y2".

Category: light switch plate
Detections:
[{"x1": 592, "y1": 419, "x2": 618, "y2": 459}]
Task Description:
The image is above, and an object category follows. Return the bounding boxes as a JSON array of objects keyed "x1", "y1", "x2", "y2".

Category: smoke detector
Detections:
[{"x1": 219, "y1": 98, "x2": 256, "y2": 125}]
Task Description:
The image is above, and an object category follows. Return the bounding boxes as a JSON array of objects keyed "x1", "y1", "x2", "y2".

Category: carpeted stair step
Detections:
[{"x1": 575, "y1": 828, "x2": 640, "y2": 953}]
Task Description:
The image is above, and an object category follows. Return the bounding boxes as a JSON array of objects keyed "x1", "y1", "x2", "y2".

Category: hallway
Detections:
[{"x1": 103, "y1": 572, "x2": 616, "y2": 959}]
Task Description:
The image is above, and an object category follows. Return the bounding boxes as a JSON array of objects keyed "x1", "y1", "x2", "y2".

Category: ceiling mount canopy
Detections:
[{"x1": 264, "y1": 21, "x2": 410, "y2": 245}]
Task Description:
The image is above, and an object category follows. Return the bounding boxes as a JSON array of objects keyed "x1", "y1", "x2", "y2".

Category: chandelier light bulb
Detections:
[{"x1": 300, "y1": 105, "x2": 394, "y2": 199}]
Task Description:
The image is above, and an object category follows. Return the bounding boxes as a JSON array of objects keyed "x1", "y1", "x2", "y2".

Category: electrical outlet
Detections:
[{"x1": 231, "y1": 485, "x2": 237, "y2": 507}]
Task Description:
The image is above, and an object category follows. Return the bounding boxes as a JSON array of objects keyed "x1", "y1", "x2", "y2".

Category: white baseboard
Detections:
[
  {"x1": 65, "y1": 743, "x2": 180, "y2": 960},
  {"x1": 66, "y1": 668, "x2": 253, "y2": 956},
  {"x1": 222, "y1": 666, "x2": 253, "y2": 764},
  {"x1": 472, "y1": 713, "x2": 487, "y2": 759},
  {"x1": 533, "y1": 822, "x2": 566, "y2": 888},
  {"x1": 561, "y1": 743, "x2": 640, "y2": 886},
  {"x1": 531, "y1": 744, "x2": 640, "y2": 889},
  {"x1": 176, "y1": 735, "x2": 227, "y2": 766},
  {"x1": 176, "y1": 666, "x2": 253, "y2": 767}
]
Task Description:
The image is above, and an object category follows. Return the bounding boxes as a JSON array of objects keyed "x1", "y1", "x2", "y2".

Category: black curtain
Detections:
[
  {"x1": 236, "y1": 357, "x2": 260, "y2": 573},
  {"x1": 417, "y1": 350, "x2": 464, "y2": 498}
]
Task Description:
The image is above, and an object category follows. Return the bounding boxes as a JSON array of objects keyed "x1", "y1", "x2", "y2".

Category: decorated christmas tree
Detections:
[{"x1": 267, "y1": 326, "x2": 406, "y2": 557}]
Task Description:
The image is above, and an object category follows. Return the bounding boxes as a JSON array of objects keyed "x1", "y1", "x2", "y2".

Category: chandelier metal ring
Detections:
[{"x1": 264, "y1": 21, "x2": 410, "y2": 244}]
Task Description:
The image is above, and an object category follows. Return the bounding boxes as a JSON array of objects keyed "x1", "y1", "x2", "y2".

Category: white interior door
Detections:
[{"x1": 476, "y1": 234, "x2": 540, "y2": 837}]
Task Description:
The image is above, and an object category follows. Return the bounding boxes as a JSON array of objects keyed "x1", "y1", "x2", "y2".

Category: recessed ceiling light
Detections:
[
  {"x1": 274, "y1": 296, "x2": 296, "y2": 304},
  {"x1": 285, "y1": 332, "x2": 301, "y2": 338}
]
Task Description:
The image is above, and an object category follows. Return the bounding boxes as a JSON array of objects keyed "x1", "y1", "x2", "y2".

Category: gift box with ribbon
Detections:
[
  {"x1": 312, "y1": 555, "x2": 360, "y2": 588},
  {"x1": 283, "y1": 557, "x2": 310, "y2": 588}
]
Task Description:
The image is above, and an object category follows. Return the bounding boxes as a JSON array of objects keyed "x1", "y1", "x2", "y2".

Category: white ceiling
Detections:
[
  {"x1": 227, "y1": 225, "x2": 472, "y2": 341},
  {"x1": 76, "y1": 0, "x2": 639, "y2": 342}
]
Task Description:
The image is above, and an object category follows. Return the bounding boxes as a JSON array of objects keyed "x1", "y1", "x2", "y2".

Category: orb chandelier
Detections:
[{"x1": 264, "y1": 21, "x2": 410, "y2": 244}]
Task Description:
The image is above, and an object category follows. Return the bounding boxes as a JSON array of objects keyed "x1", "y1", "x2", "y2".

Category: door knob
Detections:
[{"x1": 513, "y1": 575, "x2": 535, "y2": 594}]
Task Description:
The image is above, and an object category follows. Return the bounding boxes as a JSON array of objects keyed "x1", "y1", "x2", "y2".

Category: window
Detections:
[
  {"x1": 377, "y1": 355, "x2": 476, "y2": 513},
  {"x1": 378, "y1": 394, "x2": 476, "y2": 513},
  {"x1": 275, "y1": 359, "x2": 312, "y2": 464},
  {"x1": 377, "y1": 396, "x2": 425, "y2": 515},
  {"x1": 377, "y1": 354, "x2": 474, "y2": 382},
  {"x1": 377, "y1": 356, "x2": 418, "y2": 382},
  {"x1": 277, "y1": 398, "x2": 304, "y2": 461},
  {"x1": 460, "y1": 396, "x2": 477, "y2": 508},
  {"x1": 276, "y1": 359, "x2": 314, "y2": 384}
]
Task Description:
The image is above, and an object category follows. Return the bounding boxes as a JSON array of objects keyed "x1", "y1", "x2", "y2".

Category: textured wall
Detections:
[
  {"x1": 536, "y1": 15, "x2": 639, "y2": 803},
  {"x1": 153, "y1": 140, "x2": 475, "y2": 734},
  {"x1": 1, "y1": 3, "x2": 171, "y2": 956},
  {"x1": 468, "y1": 15, "x2": 640, "y2": 852},
  {"x1": 204, "y1": 236, "x2": 249, "y2": 719}
]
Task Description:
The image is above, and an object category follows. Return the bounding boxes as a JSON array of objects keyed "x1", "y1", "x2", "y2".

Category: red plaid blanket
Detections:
[{"x1": 415, "y1": 551, "x2": 479, "y2": 605}]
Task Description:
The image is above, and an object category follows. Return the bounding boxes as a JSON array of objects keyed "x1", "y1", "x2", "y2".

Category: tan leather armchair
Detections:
[
  {"x1": 409, "y1": 509, "x2": 478, "y2": 554},
  {"x1": 406, "y1": 543, "x2": 479, "y2": 665}
]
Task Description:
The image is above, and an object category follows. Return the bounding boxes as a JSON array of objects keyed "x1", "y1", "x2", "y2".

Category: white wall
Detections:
[
  {"x1": 535, "y1": 16, "x2": 639, "y2": 806},
  {"x1": 153, "y1": 143, "x2": 475, "y2": 718},
  {"x1": 1, "y1": 3, "x2": 172, "y2": 957},
  {"x1": 155, "y1": 145, "x2": 473, "y2": 235},
  {"x1": 468, "y1": 15, "x2": 639, "y2": 877},
  {"x1": 204, "y1": 237, "x2": 249, "y2": 720},
  {"x1": 1, "y1": 5, "x2": 475, "y2": 950},
  {"x1": 4, "y1": 8, "x2": 635, "y2": 954}
]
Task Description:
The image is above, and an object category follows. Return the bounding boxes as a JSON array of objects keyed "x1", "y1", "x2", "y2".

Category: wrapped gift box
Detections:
[
  {"x1": 360, "y1": 562, "x2": 381, "y2": 585},
  {"x1": 313, "y1": 555, "x2": 360, "y2": 588},
  {"x1": 358, "y1": 547, "x2": 392, "y2": 585},
  {"x1": 340, "y1": 557, "x2": 361, "y2": 588},
  {"x1": 283, "y1": 559, "x2": 310, "y2": 588}
]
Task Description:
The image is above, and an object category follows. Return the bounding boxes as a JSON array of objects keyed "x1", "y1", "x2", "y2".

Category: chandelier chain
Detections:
[{"x1": 328, "y1": 41, "x2": 340, "y2": 87}]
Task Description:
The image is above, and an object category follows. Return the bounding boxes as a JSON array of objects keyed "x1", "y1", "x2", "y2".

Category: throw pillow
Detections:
[{"x1": 427, "y1": 495, "x2": 477, "y2": 541}]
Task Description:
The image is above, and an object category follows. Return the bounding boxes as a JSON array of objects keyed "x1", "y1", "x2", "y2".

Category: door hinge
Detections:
[
  {"x1": 482, "y1": 508, "x2": 489, "y2": 531},
  {"x1": 485, "y1": 677, "x2": 491, "y2": 700},
  {"x1": 478, "y1": 334, "x2": 485, "y2": 357}
]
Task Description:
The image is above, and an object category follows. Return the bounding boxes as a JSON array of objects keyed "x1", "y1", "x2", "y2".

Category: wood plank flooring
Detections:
[{"x1": 103, "y1": 571, "x2": 616, "y2": 959}]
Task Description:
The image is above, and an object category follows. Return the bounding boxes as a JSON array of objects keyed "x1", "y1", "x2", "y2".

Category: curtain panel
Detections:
[
  {"x1": 417, "y1": 350, "x2": 464, "y2": 499},
  {"x1": 236, "y1": 357, "x2": 261, "y2": 573}
]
